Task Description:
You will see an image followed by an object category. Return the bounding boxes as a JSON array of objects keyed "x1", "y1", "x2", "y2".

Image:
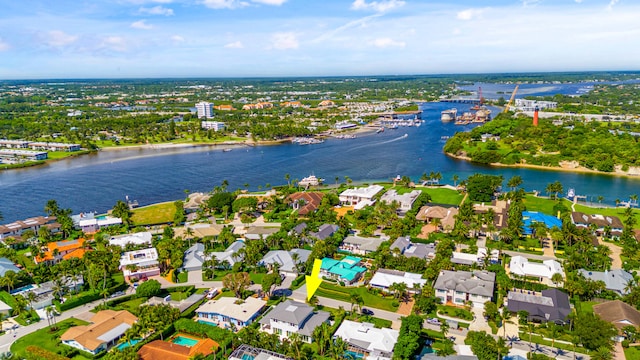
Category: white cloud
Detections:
[
  {"x1": 170, "y1": 35, "x2": 185, "y2": 42},
  {"x1": 457, "y1": 8, "x2": 485, "y2": 21},
  {"x1": 100, "y1": 36, "x2": 128, "y2": 52},
  {"x1": 575, "y1": 0, "x2": 583, "y2": 3},
  {"x1": 251, "y1": 0, "x2": 287, "y2": 5},
  {"x1": 43, "y1": 30, "x2": 78, "y2": 47},
  {"x1": 124, "y1": 0, "x2": 173, "y2": 4},
  {"x1": 270, "y1": 32, "x2": 298, "y2": 50},
  {"x1": 201, "y1": 0, "x2": 249, "y2": 9},
  {"x1": 371, "y1": 37, "x2": 405, "y2": 48},
  {"x1": 139, "y1": 5, "x2": 174, "y2": 16},
  {"x1": 522, "y1": 0, "x2": 541, "y2": 6},
  {"x1": 224, "y1": 41, "x2": 244, "y2": 48},
  {"x1": 608, "y1": 0, "x2": 619, "y2": 10},
  {"x1": 351, "y1": 0, "x2": 405, "y2": 13},
  {"x1": 0, "y1": 38, "x2": 9, "y2": 51},
  {"x1": 131, "y1": 20, "x2": 153, "y2": 30}
]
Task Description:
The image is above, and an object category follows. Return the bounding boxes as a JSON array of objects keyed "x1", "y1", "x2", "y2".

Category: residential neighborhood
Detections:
[{"x1": 0, "y1": 176, "x2": 638, "y2": 360}]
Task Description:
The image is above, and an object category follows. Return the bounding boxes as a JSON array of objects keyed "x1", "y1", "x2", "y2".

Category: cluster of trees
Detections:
[{"x1": 445, "y1": 113, "x2": 640, "y2": 171}]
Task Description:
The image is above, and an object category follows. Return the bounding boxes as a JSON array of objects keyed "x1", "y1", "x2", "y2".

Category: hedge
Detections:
[
  {"x1": 174, "y1": 318, "x2": 233, "y2": 349},
  {"x1": 59, "y1": 282, "x2": 128, "y2": 311}
]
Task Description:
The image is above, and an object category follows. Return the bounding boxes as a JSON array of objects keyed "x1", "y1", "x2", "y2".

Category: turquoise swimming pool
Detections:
[
  {"x1": 171, "y1": 336, "x2": 199, "y2": 347},
  {"x1": 116, "y1": 339, "x2": 141, "y2": 350}
]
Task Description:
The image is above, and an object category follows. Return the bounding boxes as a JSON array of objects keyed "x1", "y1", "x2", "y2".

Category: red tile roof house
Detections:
[{"x1": 286, "y1": 192, "x2": 324, "y2": 216}]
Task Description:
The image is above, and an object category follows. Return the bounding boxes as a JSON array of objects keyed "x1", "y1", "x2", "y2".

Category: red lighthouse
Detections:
[{"x1": 533, "y1": 106, "x2": 539, "y2": 127}]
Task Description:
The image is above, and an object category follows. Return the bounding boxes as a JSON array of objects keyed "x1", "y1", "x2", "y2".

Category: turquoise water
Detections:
[
  {"x1": 116, "y1": 339, "x2": 141, "y2": 350},
  {"x1": 96, "y1": 215, "x2": 108, "y2": 220},
  {"x1": 345, "y1": 350, "x2": 365, "y2": 359},
  {"x1": 197, "y1": 320, "x2": 218, "y2": 326},
  {"x1": 416, "y1": 344, "x2": 435, "y2": 357},
  {"x1": 172, "y1": 336, "x2": 199, "y2": 347},
  {"x1": 241, "y1": 355, "x2": 255, "y2": 360}
]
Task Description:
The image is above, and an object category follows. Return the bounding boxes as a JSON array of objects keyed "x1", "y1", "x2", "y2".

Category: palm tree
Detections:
[
  {"x1": 548, "y1": 322, "x2": 559, "y2": 349},
  {"x1": 591, "y1": 346, "x2": 613, "y2": 360},
  {"x1": 440, "y1": 320, "x2": 450, "y2": 337},
  {"x1": 551, "y1": 273, "x2": 564, "y2": 287},
  {"x1": 285, "y1": 173, "x2": 291, "y2": 187},
  {"x1": 1, "y1": 270, "x2": 17, "y2": 292},
  {"x1": 452, "y1": 174, "x2": 459, "y2": 187},
  {"x1": 329, "y1": 337, "x2": 348, "y2": 360},
  {"x1": 350, "y1": 293, "x2": 363, "y2": 314}
]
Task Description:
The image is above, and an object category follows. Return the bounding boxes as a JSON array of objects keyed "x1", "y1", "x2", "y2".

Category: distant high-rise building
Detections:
[{"x1": 196, "y1": 101, "x2": 214, "y2": 119}]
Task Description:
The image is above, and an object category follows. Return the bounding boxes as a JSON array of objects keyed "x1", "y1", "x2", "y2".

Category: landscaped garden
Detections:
[
  {"x1": 314, "y1": 282, "x2": 400, "y2": 312},
  {"x1": 11, "y1": 318, "x2": 91, "y2": 360},
  {"x1": 131, "y1": 202, "x2": 176, "y2": 225}
]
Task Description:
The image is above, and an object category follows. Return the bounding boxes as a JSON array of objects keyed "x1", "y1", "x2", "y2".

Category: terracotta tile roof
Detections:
[
  {"x1": 138, "y1": 338, "x2": 218, "y2": 360},
  {"x1": 36, "y1": 238, "x2": 88, "y2": 262},
  {"x1": 287, "y1": 192, "x2": 324, "y2": 215},
  {"x1": 60, "y1": 310, "x2": 137, "y2": 352}
]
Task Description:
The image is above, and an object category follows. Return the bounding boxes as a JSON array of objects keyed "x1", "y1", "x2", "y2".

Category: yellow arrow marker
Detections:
[{"x1": 305, "y1": 259, "x2": 323, "y2": 301}]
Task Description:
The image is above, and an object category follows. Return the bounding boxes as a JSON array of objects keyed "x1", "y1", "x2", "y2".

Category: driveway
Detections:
[{"x1": 598, "y1": 240, "x2": 623, "y2": 269}]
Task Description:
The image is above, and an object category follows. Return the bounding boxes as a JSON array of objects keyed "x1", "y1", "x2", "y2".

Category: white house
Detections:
[
  {"x1": 109, "y1": 232, "x2": 152, "y2": 248},
  {"x1": 61, "y1": 310, "x2": 137, "y2": 355},
  {"x1": 333, "y1": 320, "x2": 399, "y2": 360},
  {"x1": 196, "y1": 296, "x2": 266, "y2": 331},
  {"x1": 119, "y1": 248, "x2": 160, "y2": 280},
  {"x1": 340, "y1": 235, "x2": 385, "y2": 255},
  {"x1": 339, "y1": 185, "x2": 385, "y2": 209},
  {"x1": 258, "y1": 300, "x2": 330, "y2": 343},
  {"x1": 79, "y1": 216, "x2": 122, "y2": 233},
  {"x1": 509, "y1": 256, "x2": 564, "y2": 284},
  {"x1": 379, "y1": 189, "x2": 421, "y2": 213},
  {"x1": 369, "y1": 269, "x2": 427, "y2": 293},
  {"x1": 434, "y1": 270, "x2": 495, "y2": 308},
  {"x1": 259, "y1": 249, "x2": 311, "y2": 276}
]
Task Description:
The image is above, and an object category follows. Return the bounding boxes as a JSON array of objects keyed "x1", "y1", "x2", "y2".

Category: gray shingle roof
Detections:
[
  {"x1": 506, "y1": 289, "x2": 571, "y2": 323},
  {"x1": 259, "y1": 300, "x2": 330, "y2": 336},
  {"x1": 577, "y1": 269, "x2": 633, "y2": 295},
  {"x1": 434, "y1": 270, "x2": 495, "y2": 297}
]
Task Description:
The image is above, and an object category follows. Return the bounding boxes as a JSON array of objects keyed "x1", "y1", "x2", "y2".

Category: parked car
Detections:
[
  {"x1": 362, "y1": 308, "x2": 374, "y2": 315},
  {"x1": 427, "y1": 318, "x2": 441, "y2": 325}
]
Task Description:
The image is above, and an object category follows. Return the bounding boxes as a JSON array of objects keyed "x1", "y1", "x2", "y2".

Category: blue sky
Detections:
[{"x1": 0, "y1": 0, "x2": 638, "y2": 79}]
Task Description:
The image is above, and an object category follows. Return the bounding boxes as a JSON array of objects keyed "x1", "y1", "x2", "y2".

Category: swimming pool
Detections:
[
  {"x1": 115, "y1": 339, "x2": 141, "y2": 350},
  {"x1": 171, "y1": 336, "x2": 199, "y2": 347},
  {"x1": 197, "y1": 319, "x2": 218, "y2": 327},
  {"x1": 10, "y1": 284, "x2": 37, "y2": 295}
]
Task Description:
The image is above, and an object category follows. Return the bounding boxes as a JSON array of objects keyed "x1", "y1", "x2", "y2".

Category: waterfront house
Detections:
[
  {"x1": 119, "y1": 248, "x2": 160, "y2": 281},
  {"x1": 333, "y1": 320, "x2": 399, "y2": 360},
  {"x1": 339, "y1": 235, "x2": 385, "y2": 255},
  {"x1": 259, "y1": 249, "x2": 311, "y2": 276},
  {"x1": 35, "y1": 238, "x2": 89, "y2": 265},
  {"x1": 78, "y1": 216, "x2": 122, "y2": 233},
  {"x1": 434, "y1": 270, "x2": 495, "y2": 308},
  {"x1": 109, "y1": 232, "x2": 153, "y2": 248},
  {"x1": 258, "y1": 300, "x2": 330, "y2": 343},
  {"x1": 28, "y1": 142, "x2": 81, "y2": 152},
  {"x1": 339, "y1": 185, "x2": 385, "y2": 209},
  {"x1": 577, "y1": 269, "x2": 634, "y2": 295},
  {"x1": 390, "y1": 236, "x2": 436, "y2": 260},
  {"x1": 473, "y1": 200, "x2": 509, "y2": 231},
  {"x1": 320, "y1": 256, "x2": 367, "y2": 285},
  {"x1": 415, "y1": 205, "x2": 459, "y2": 232},
  {"x1": 286, "y1": 192, "x2": 324, "y2": 216},
  {"x1": 369, "y1": 269, "x2": 427, "y2": 293},
  {"x1": 61, "y1": 310, "x2": 137, "y2": 355},
  {"x1": 138, "y1": 337, "x2": 218, "y2": 360},
  {"x1": 380, "y1": 189, "x2": 421, "y2": 214},
  {"x1": 0, "y1": 216, "x2": 60, "y2": 240},
  {"x1": 509, "y1": 256, "x2": 564, "y2": 284},
  {"x1": 195, "y1": 296, "x2": 266, "y2": 331},
  {"x1": 571, "y1": 212, "x2": 624, "y2": 238},
  {"x1": 506, "y1": 289, "x2": 571, "y2": 324}
]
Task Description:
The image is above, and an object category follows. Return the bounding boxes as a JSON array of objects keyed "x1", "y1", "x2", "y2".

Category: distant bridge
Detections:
[{"x1": 440, "y1": 98, "x2": 481, "y2": 104}]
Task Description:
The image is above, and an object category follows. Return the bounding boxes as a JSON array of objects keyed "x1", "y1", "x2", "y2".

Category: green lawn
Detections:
[
  {"x1": 522, "y1": 195, "x2": 571, "y2": 215},
  {"x1": 169, "y1": 291, "x2": 189, "y2": 301},
  {"x1": 625, "y1": 346, "x2": 640, "y2": 360},
  {"x1": 437, "y1": 305, "x2": 473, "y2": 321},
  {"x1": 422, "y1": 188, "x2": 464, "y2": 205},
  {"x1": 315, "y1": 282, "x2": 399, "y2": 312},
  {"x1": 574, "y1": 300, "x2": 597, "y2": 315},
  {"x1": 117, "y1": 297, "x2": 148, "y2": 313},
  {"x1": 249, "y1": 273, "x2": 265, "y2": 285},
  {"x1": 11, "y1": 318, "x2": 91, "y2": 360},
  {"x1": 131, "y1": 202, "x2": 176, "y2": 225}
]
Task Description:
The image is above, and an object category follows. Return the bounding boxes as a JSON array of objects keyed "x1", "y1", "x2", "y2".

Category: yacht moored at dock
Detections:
[{"x1": 441, "y1": 108, "x2": 457, "y2": 122}]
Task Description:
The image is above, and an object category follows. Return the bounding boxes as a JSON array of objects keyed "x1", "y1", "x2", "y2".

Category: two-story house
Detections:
[
  {"x1": 258, "y1": 300, "x2": 330, "y2": 343},
  {"x1": 434, "y1": 270, "x2": 495, "y2": 308},
  {"x1": 119, "y1": 248, "x2": 160, "y2": 281}
]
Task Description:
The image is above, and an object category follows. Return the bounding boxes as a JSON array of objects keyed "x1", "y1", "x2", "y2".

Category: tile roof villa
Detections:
[{"x1": 61, "y1": 310, "x2": 137, "y2": 355}]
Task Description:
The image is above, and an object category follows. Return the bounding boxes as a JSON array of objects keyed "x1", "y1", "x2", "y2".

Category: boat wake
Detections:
[{"x1": 344, "y1": 134, "x2": 408, "y2": 152}]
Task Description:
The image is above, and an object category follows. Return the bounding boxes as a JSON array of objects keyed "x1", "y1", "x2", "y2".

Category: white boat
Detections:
[
  {"x1": 299, "y1": 175, "x2": 324, "y2": 187},
  {"x1": 223, "y1": 148, "x2": 232, "y2": 152}
]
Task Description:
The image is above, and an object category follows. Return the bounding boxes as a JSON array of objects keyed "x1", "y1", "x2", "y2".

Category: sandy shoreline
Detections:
[
  {"x1": 446, "y1": 152, "x2": 640, "y2": 179},
  {"x1": 99, "y1": 126, "x2": 379, "y2": 152}
]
